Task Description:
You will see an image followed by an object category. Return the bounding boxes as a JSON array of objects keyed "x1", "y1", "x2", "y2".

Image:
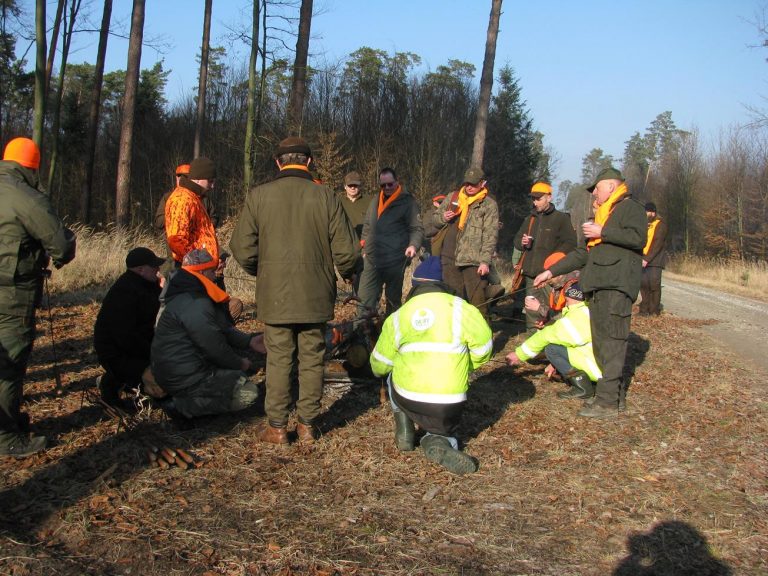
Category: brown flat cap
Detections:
[
  {"x1": 188, "y1": 157, "x2": 216, "y2": 180},
  {"x1": 276, "y1": 136, "x2": 311, "y2": 157}
]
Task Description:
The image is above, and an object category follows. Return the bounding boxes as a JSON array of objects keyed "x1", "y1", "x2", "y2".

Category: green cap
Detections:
[
  {"x1": 587, "y1": 167, "x2": 624, "y2": 192},
  {"x1": 463, "y1": 166, "x2": 485, "y2": 186}
]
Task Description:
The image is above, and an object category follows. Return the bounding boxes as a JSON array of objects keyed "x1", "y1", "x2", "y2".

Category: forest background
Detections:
[{"x1": 1, "y1": 0, "x2": 767, "y2": 258}]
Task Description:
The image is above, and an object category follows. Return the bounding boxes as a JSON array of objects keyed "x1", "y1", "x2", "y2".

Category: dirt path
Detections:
[{"x1": 662, "y1": 274, "x2": 768, "y2": 374}]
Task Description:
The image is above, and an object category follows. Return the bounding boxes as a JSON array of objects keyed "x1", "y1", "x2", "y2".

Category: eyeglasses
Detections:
[
  {"x1": 346, "y1": 184, "x2": 360, "y2": 189},
  {"x1": 380, "y1": 182, "x2": 397, "y2": 189},
  {"x1": 530, "y1": 195, "x2": 546, "y2": 200}
]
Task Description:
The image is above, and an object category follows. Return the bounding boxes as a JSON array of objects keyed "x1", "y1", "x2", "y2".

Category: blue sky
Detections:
[{"x1": 36, "y1": 0, "x2": 768, "y2": 186}]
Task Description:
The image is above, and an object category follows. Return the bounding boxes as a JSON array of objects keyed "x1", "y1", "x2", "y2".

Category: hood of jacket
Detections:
[
  {"x1": 0, "y1": 160, "x2": 39, "y2": 189},
  {"x1": 164, "y1": 269, "x2": 208, "y2": 301}
]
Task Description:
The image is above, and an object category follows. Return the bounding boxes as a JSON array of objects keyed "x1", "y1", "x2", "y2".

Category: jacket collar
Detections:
[
  {"x1": 275, "y1": 167, "x2": 315, "y2": 182},
  {"x1": 178, "y1": 175, "x2": 207, "y2": 197}
]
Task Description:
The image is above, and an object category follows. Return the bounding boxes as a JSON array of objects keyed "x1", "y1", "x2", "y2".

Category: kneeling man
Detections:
[{"x1": 151, "y1": 249, "x2": 264, "y2": 418}]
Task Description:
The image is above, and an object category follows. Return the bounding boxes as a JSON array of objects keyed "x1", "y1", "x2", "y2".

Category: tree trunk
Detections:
[
  {"x1": 79, "y1": 0, "x2": 112, "y2": 224},
  {"x1": 47, "y1": 0, "x2": 81, "y2": 195},
  {"x1": 115, "y1": 0, "x2": 145, "y2": 227},
  {"x1": 287, "y1": 0, "x2": 312, "y2": 135},
  {"x1": 471, "y1": 0, "x2": 502, "y2": 168},
  {"x1": 45, "y1": 0, "x2": 66, "y2": 97},
  {"x1": 256, "y1": 0, "x2": 267, "y2": 135},
  {"x1": 33, "y1": 0, "x2": 46, "y2": 149},
  {"x1": 243, "y1": 0, "x2": 260, "y2": 193},
  {"x1": 194, "y1": 0, "x2": 212, "y2": 158}
]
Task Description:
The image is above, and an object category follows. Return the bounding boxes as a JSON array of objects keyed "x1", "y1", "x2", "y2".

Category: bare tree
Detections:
[
  {"x1": 243, "y1": 0, "x2": 259, "y2": 193},
  {"x1": 115, "y1": 0, "x2": 145, "y2": 227},
  {"x1": 194, "y1": 0, "x2": 212, "y2": 158},
  {"x1": 287, "y1": 0, "x2": 312, "y2": 135},
  {"x1": 471, "y1": 0, "x2": 502, "y2": 168},
  {"x1": 32, "y1": 0, "x2": 45, "y2": 147},
  {"x1": 44, "y1": 0, "x2": 65, "y2": 97},
  {"x1": 79, "y1": 0, "x2": 112, "y2": 223}
]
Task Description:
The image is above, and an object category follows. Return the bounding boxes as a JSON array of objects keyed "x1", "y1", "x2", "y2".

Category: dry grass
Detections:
[
  {"x1": 1, "y1": 295, "x2": 766, "y2": 574},
  {"x1": 667, "y1": 255, "x2": 768, "y2": 302}
]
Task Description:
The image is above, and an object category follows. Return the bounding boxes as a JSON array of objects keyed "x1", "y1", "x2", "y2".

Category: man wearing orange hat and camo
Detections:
[
  {"x1": 430, "y1": 166, "x2": 498, "y2": 318},
  {"x1": 534, "y1": 167, "x2": 646, "y2": 418},
  {"x1": 0, "y1": 137, "x2": 76, "y2": 457},
  {"x1": 513, "y1": 181, "x2": 576, "y2": 330},
  {"x1": 231, "y1": 137, "x2": 358, "y2": 444},
  {"x1": 150, "y1": 248, "x2": 264, "y2": 419}
]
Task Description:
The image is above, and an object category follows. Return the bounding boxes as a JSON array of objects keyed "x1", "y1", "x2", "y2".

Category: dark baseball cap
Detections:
[
  {"x1": 126, "y1": 247, "x2": 165, "y2": 268},
  {"x1": 587, "y1": 167, "x2": 624, "y2": 192},
  {"x1": 463, "y1": 166, "x2": 485, "y2": 185}
]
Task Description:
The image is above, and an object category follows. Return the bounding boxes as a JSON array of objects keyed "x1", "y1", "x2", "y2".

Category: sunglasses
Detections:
[
  {"x1": 346, "y1": 184, "x2": 360, "y2": 188},
  {"x1": 380, "y1": 182, "x2": 397, "y2": 189}
]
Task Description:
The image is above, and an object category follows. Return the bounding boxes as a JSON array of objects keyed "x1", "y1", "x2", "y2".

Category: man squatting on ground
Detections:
[
  {"x1": 513, "y1": 182, "x2": 576, "y2": 330},
  {"x1": 93, "y1": 247, "x2": 164, "y2": 408},
  {"x1": 0, "y1": 137, "x2": 76, "y2": 457},
  {"x1": 230, "y1": 137, "x2": 358, "y2": 444},
  {"x1": 534, "y1": 167, "x2": 647, "y2": 419},
  {"x1": 507, "y1": 282, "x2": 601, "y2": 401},
  {"x1": 370, "y1": 256, "x2": 493, "y2": 475},
  {"x1": 639, "y1": 201, "x2": 667, "y2": 316},
  {"x1": 150, "y1": 249, "x2": 264, "y2": 419}
]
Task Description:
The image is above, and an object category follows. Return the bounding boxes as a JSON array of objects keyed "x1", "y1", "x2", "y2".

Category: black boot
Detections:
[
  {"x1": 557, "y1": 371, "x2": 595, "y2": 399},
  {"x1": 98, "y1": 372, "x2": 123, "y2": 407},
  {"x1": 420, "y1": 435, "x2": 478, "y2": 475},
  {"x1": 393, "y1": 411, "x2": 415, "y2": 452}
]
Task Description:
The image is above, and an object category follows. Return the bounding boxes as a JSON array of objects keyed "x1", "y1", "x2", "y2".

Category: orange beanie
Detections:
[{"x1": 3, "y1": 137, "x2": 40, "y2": 169}]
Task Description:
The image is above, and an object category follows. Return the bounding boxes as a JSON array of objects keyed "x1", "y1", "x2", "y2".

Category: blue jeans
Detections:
[{"x1": 544, "y1": 344, "x2": 574, "y2": 377}]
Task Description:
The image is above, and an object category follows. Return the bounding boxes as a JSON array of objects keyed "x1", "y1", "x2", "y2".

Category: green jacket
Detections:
[
  {"x1": 151, "y1": 269, "x2": 251, "y2": 395},
  {"x1": 0, "y1": 161, "x2": 75, "y2": 316},
  {"x1": 338, "y1": 193, "x2": 373, "y2": 241},
  {"x1": 370, "y1": 283, "x2": 492, "y2": 403},
  {"x1": 550, "y1": 195, "x2": 647, "y2": 300},
  {"x1": 515, "y1": 301, "x2": 602, "y2": 381},
  {"x1": 230, "y1": 167, "x2": 358, "y2": 324},
  {"x1": 361, "y1": 187, "x2": 423, "y2": 268},
  {"x1": 431, "y1": 193, "x2": 499, "y2": 266}
]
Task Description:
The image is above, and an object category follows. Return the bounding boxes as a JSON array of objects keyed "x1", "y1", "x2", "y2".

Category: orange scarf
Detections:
[
  {"x1": 643, "y1": 218, "x2": 660, "y2": 255},
  {"x1": 280, "y1": 164, "x2": 311, "y2": 174},
  {"x1": 587, "y1": 183, "x2": 628, "y2": 250},
  {"x1": 377, "y1": 184, "x2": 402, "y2": 218},
  {"x1": 455, "y1": 186, "x2": 488, "y2": 230},
  {"x1": 185, "y1": 269, "x2": 230, "y2": 303}
]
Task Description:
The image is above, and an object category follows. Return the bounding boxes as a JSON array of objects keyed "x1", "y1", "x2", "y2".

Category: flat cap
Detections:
[
  {"x1": 276, "y1": 136, "x2": 311, "y2": 157},
  {"x1": 587, "y1": 167, "x2": 624, "y2": 192}
]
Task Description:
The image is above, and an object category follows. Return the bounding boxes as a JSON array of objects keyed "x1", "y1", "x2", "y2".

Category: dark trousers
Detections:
[
  {"x1": 639, "y1": 266, "x2": 663, "y2": 315},
  {"x1": 99, "y1": 355, "x2": 148, "y2": 387},
  {"x1": 443, "y1": 261, "x2": 489, "y2": 317},
  {"x1": 588, "y1": 290, "x2": 632, "y2": 408},
  {"x1": 264, "y1": 323, "x2": 325, "y2": 426},
  {"x1": 545, "y1": 344, "x2": 574, "y2": 377},
  {"x1": 0, "y1": 312, "x2": 35, "y2": 445},
  {"x1": 391, "y1": 386, "x2": 465, "y2": 438},
  {"x1": 357, "y1": 259, "x2": 406, "y2": 317}
]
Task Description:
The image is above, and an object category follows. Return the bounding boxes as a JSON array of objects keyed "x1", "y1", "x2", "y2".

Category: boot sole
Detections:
[{"x1": 423, "y1": 442, "x2": 478, "y2": 474}]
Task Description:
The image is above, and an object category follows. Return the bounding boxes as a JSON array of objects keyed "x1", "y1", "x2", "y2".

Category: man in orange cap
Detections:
[
  {"x1": 154, "y1": 163, "x2": 190, "y2": 231},
  {"x1": 0, "y1": 137, "x2": 76, "y2": 457},
  {"x1": 513, "y1": 181, "x2": 576, "y2": 330}
]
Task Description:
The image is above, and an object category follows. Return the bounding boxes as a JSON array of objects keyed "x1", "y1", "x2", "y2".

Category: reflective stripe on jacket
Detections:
[
  {"x1": 515, "y1": 301, "x2": 602, "y2": 381},
  {"x1": 370, "y1": 290, "x2": 493, "y2": 403}
]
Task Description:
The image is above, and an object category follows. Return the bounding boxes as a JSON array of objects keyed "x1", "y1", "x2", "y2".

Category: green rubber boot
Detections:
[
  {"x1": 558, "y1": 371, "x2": 595, "y2": 400},
  {"x1": 393, "y1": 411, "x2": 415, "y2": 452},
  {"x1": 420, "y1": 435, "x2": 478, "y2": 475}
]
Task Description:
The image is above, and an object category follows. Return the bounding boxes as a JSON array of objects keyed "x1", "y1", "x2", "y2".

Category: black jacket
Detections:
[
  {"x1": 94, "y1": 270, "x2": 161, "y2": 363},
  {"x1": 513, "y1": 205, "x2": 576, "y2": 277}
]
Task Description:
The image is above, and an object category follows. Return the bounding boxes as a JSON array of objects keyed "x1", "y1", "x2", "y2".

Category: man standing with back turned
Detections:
[
  {"x1": 534, "y1": 168, "x2": 646, "y2": 419},
  {"x1": 0, "y1": 137, "x2": 76, "y2": 457},
  {"x1": 231, "y1": 137, "x2": 358, "y2": 444}
]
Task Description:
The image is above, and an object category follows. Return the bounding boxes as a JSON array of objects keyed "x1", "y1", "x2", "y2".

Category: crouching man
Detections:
[
  {"x1": 506, "y1": 283, "x2": 600, "y2": 400},
  {"x1": 369, "y1": 256, "x2": 493, "y2": 475},
  {"x1": 151, "y1": 249, "x2": 264, "y2": 418}
]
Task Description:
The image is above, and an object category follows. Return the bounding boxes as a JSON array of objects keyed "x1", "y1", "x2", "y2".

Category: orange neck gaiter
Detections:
[{"x1": 377, "y1": 184, "x2": 403, "y2": 218}]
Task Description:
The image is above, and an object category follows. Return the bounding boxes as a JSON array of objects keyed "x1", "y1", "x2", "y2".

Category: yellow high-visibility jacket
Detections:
[
  {"x1": 515, "y1": 301, "x2": 602, "y2": 381},
  {"x1": 370, "y1": 288, "x2": 493, "y2": 404}
]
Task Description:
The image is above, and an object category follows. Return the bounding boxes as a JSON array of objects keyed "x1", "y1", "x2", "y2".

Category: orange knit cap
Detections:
[
  {"x1": 543, "y1": 251, "x2": 566, "y2": 270},
  {"x1": 3, "y1": 137, "x2": 40, "y2": 169},
  {"x1": 175, "y1": 164, "x2": 190, "y2": 176}
]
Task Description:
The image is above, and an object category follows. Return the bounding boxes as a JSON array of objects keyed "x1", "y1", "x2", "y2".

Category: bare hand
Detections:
[
  {"x1": 405, "y1": 245, "x2": 417, "y2": 258},
  {"x1": 524, "y1": 295, "x2": 540, "y2": 313},
  {"x1": 544, "y1": 363, "x2": 557, "y2": 379},
  {"x1": 506, "y1": 352, "x2": 520, "y2": 366},
  {"x1": 582, "y1": 221, "x2": 603, "y2": 239},
  {"x1": 249, "y1": 334, "x2": 267, "y2": 354},
  {"x1": 444, "y1": 210, "x2": 456, "y2": 221},
  {"x1": 521, "y1": 234, "x2": 533, "y2": 248},
  {"x1": 533, "y1": 270, "x2": 552, "y2": 288},
  {"x1": 642, "y1": 259, "x2": 648, "y2": 268},
  {"x1": 477, "y1": 263, "x2": 490, "y2": 276}
]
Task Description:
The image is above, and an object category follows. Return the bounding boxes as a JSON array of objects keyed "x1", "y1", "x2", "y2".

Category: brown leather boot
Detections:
[
  {"x1": 259, "y1": 422, "x2": 288, "y2": 444},
  {"x1": 296, "y1": 421, "x2": 319, "y2": 444}
]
